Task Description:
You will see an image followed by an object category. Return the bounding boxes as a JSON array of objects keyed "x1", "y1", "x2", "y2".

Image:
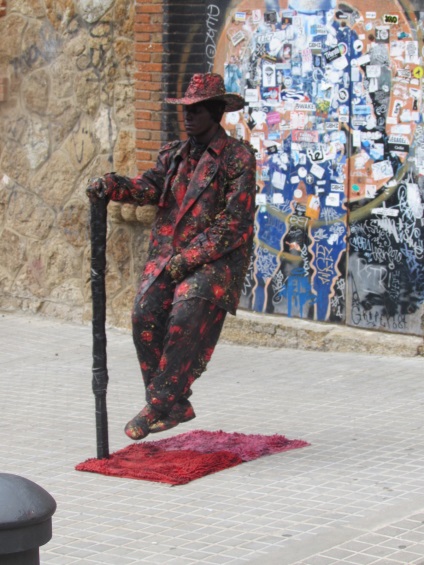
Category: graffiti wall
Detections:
[{"x1": 207, "y1": 0, "x2": 424, "y2": 335}]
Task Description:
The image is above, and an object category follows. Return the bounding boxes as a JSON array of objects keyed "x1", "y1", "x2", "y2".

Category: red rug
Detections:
[{"x1": 76, "y1": 430, "x2": 309, "y2": 485}]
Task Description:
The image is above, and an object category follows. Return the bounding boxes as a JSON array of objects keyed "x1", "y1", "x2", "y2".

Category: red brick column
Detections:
[{"x1": 134, "y1": 0, "x2": 164, "y2": 174}]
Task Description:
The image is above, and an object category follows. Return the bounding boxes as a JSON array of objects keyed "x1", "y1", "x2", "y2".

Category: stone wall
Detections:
[{"x1": 0, "y1": 0, "x2": 158, "y2": 329}]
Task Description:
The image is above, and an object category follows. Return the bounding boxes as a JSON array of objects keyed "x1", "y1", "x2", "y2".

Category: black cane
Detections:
[{"x1": 90, "y1": 195, "x2": 110, "y2": 459}]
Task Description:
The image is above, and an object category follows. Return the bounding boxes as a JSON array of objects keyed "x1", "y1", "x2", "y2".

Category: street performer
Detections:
[{"x1": 87, "y1": 73, "x2": 256, "y2": 440}]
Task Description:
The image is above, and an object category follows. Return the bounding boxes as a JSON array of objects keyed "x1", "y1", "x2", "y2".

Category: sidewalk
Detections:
[{"x1": 1, "y1": 310, "x2": 424, "y2": 565}]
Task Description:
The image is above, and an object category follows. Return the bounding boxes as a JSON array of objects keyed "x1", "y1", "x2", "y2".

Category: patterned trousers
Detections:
[{"x1": 131, "y1": 270, "x2": 227, "y2": 414}]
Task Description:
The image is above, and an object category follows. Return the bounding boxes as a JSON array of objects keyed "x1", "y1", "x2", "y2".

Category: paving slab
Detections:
[{"x1": 0, "y1": 310, "x2": 424, "y2": 564}]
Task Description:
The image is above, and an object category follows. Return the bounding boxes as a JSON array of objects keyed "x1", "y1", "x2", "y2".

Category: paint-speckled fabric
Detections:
[
  {"x1": 102, "y1": 126, "x2": 257, "y2": 315},
  {"x1": 132, "y1": 269, "x2": 227, "y2": 412},
  {"x1": 98, "y1": 126, "x2": 256, "y2": 413}
]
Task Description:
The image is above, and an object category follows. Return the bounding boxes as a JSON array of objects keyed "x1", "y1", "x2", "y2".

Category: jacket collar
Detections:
[
  {"x1": 174, "y1": 125, "x2": 228, "y2": 161},
  {"x1": 204, "y1": 125, "x2": 228, "y2": 157}
]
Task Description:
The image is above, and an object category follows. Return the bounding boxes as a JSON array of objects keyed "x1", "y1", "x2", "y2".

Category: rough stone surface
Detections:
[
  {"x1": 113, "y1": 129, "x2": 136, "y2": 174},
  {"x1": 8, "y1": 188, "x2": 55, "y2": 240},
  {"x1": 135, "y1": 204, "x2": 157, "y2": 225},
  {"x1": 0, "y1": 15, "x2": 26, "y2": 61},
  {"x1": 10, "y1": 0, "x2": 46, "y2": 18},
  {"x1": 75, "y1": 0, "x2": 114, "y2": 24},
  {"x1": 0, "y1": 0, "x2": 141, "y2": 325},
  {"x1": 22, "y1": 69, "x2": 50, "y2": 114},
  {"x1": 58, "y1": 201, "x2": 90, "y2": 247},
  {"x1": 30, "y1": 150, "x2": 79, "y2": 208}
]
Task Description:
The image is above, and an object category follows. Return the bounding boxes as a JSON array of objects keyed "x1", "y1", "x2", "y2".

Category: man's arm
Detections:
[{"x1": 86, "y1": 143, "x2": 178, "y2": 205}]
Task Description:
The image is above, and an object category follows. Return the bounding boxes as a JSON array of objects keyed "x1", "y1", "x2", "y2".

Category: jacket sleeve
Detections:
[
  {"x1": 102, "y1": 142, "x2": 178, "y2": 205},
  {"x1": 178, "y1": 145, "x2": 256, "y2": 271}
]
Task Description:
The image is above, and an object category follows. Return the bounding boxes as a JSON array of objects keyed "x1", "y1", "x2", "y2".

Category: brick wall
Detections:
[
  {"x1": 134, "y1": 0, "x2": 208, "y2": 172},
  {"x1": 134, "y1": 0, "x2": 164, "y2": 174}
]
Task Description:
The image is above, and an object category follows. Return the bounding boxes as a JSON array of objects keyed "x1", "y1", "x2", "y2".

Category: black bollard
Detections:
[
  {"x1": 0, "y1": 473, "x2": 56, "y2": 565},
  {"x1": 90, "y1": 196, "x2": 110, "y2": 459}
]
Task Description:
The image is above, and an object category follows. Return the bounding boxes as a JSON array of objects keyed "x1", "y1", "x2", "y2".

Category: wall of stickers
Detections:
[{"x1": 208, "y1": 0, "x2": 424, "y2": 335}]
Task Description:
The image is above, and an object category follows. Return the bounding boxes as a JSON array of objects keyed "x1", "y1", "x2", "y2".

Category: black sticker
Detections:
[
  {"x1": 264, "y1": 11, "x2": 277, "y2": 24},
  {"x1": 323, "y1": 46, "x2": 342, "y2": 62}
]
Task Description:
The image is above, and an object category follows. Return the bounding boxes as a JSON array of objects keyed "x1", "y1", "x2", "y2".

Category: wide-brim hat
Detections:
[{"x1": 165, "y1": 73, "x2": 245, "y2": 112}]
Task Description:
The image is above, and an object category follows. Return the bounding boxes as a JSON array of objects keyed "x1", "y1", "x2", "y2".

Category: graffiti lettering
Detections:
[
  {"x1": 316, "y1": 244, "x2": 334, "y2": 285},
  {"x1": 206, "y1": 5, "x2": 220, "y2": 72},
  {"x1": 271, "y1": 271, "x2": 286, "y2": 304},
  {"x1": 76, "y1": 44, "x2": 108, "y2": 74},
  {"x1": 301, "y1": 243, "x2": 310, "y2": 276},
  {"x1": 11, "y1": 22, "x2": 61, "y2": 74}
]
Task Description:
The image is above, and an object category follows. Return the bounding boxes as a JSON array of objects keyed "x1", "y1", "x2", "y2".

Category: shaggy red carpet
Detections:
[{"x1": 76, "y1": 430, "x2": 309, "y2": 485}]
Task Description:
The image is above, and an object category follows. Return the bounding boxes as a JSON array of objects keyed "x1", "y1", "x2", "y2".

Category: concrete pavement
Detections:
[{"x1": 1, "y1": 310, "x2": 424, "y2": 564}]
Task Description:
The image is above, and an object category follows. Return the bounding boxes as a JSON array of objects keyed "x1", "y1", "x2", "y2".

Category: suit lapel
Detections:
[
  {"x1": 175, "y1": 153, "x2": 218, "y2": 223},
  {"x1": 175, "y1": 127, "x2": 228, "y2": 224},
  {"x1": 159, "y1": 140, "x2": 190, "y2": 208}
]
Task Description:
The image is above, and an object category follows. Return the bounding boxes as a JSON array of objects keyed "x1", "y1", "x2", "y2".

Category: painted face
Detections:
[{"x1": 183, "y1": 103, "x2": 217, "y2": 141}]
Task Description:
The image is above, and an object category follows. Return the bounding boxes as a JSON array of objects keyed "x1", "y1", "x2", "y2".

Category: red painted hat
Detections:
[{"x1": 165, "y1": 73, "x2": 245, "y2": 112}]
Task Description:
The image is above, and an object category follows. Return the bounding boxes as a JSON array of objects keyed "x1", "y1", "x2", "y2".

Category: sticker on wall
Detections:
[
  {"x1": 383, "y1": 14, "x2": 399, "y2": 25},
  {"x1": 375, "y1": 27, "x2": 390, "y2": 43}
]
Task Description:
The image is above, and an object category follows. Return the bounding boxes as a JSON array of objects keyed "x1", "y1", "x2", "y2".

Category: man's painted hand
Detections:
[
  {"x1": 86, "y1": 177, "x2": 107, "y2": 202},
  {"x1": 86, "y1": 173, "x2": 133, "y2": 203},
  {"x1": 165, "y1": 254, "x2": 188, "y2": 282}
]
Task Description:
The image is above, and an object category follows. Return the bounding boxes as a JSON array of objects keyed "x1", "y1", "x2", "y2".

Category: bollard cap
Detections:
[{"x1": 0, "y1": 473, "x2": 56, "y2": 554}]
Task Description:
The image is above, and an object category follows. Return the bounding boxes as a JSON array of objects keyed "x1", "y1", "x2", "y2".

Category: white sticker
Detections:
[
  {"x1": 406, "y1": 183, "x2": 423, "y2": 218},
  {"x1": 351, "y1": 67, "x2": 361, "y2": 82},
  {"x1": 391, "y1": 124, "x2": 411, "y2": 134},
  {"x1": 352, "y1": 130, "x2": 361, "y2": 147},
  {"x1": 366, "y1": 65, "x2": 381, "y2": 78},
  {"x1": 353, "y1": 40, "x2": 363, "y2": 52},
  {"x1": 372, "y1": 207, "x2": 399, "y2": 216},
  {"x1": 245, "y1": 89, "x2": 259, "y2": 103},
  {"x1": 325, "y1": 193, "x2": 340, "y2": 207},
  {"x1": 365, "y1": 184, "x2": 377, "y2": 198},
  {"x1": 252, "y1": 9, "x2": 261, "y2": 23},
  {"x1": 372, "y1": 160, "x2": 394, "y2": 181},
  {"x1": 366, "y1": 11, "x2": 376, "y2": 19},
  {"x1": 310, "y1": 163, "x2": 325, "y2": 179},
  {"x1": 256, "y1": 194, "x2": 267, "y2": 205},
  {"x1": 230, "y1": 31, "x2": 245, "y2": 46},
  {"x1": 390, "y1": 41, "x2": 404, "y2": 57},
  {"x1": 271, "y1": 171, "x2": 286, "y2": 189},
  {"x1": 333, "y1": 55, "x2": 349, "y2": 70},
  {"x1": 272, "y1": 193, "x2": 285, "y2": 204},
  {"x1": 354, "y1": 54, "x2": 371, "y2": 66},
  {"x1": 263, "y1": 64, "x2": 276, "y2": 87},
  {"x1": 405, "y1": 41, "x2": 419, "y2": 64}
]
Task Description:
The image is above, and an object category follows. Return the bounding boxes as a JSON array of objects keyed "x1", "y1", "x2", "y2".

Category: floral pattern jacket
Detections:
[{"x1": 104, "y1": 126, "x2": 256, "y2": 315}]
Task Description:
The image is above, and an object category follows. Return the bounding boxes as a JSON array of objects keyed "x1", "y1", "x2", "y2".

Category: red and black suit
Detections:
[{"x1": 102, "y1": 126, "x2": 256, "y2": 414}]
